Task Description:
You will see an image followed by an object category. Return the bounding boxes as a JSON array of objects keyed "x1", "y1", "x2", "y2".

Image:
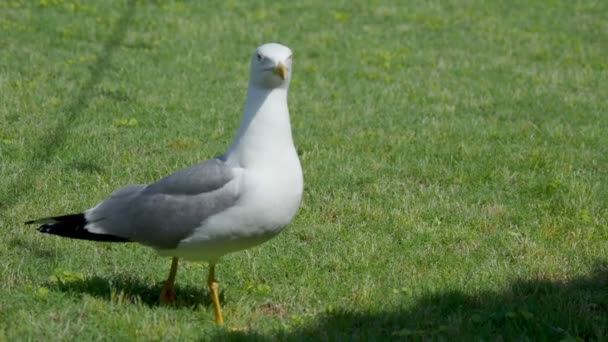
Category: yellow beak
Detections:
[{"x1": 274, "y1": 63, "x2": 288, "y2": 80}]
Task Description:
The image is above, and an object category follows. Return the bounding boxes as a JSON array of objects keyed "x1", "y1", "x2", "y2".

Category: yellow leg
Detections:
[
  {"x1": 207, "y1": 264, "x2": 224, "y2": 325},
  {"x1": 159, "y1": 256, "x2": 179, "y2": 305}
]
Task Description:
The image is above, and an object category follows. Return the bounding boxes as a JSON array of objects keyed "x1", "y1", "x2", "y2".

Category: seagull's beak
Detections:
[{"x1": 274, "y1": 63, "x2": 288, "y2": 80}]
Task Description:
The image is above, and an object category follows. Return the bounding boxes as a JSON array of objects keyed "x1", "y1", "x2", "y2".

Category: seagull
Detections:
[{"x1": 25, "y1": 43, "x2": 303, "y2": 325}]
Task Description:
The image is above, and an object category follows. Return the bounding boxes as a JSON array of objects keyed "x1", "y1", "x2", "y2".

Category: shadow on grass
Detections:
[
  {"x1": 39, "y1": 258, "x2": 607, "y2": 339},
  {"x1": 8, "y1": 236, "x2": 56, "y2": 258},
  {"x1": 48, "y1": 274, "x2": 216, "y2": 309},
  {"x1": 0, "y1": 0, "x2": 136, "y2": 211},
  {"x1": 66, "y1": 160, "x2": 105, "y2": 174},
  {"x1": 222, "y1": 261, "x2": 608, "y2": 341}
]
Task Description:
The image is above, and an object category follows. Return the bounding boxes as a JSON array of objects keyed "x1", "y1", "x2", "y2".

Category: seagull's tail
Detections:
[{"x1": 25, "y1": 213, "x2": 131, "y2": 243}]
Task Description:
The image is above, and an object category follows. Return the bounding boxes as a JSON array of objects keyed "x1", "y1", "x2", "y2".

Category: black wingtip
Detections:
[
  {"x1": 25, "y1": 213, "x2": 86, "y2": 225},
  {"x1": 37, "y1": 224, "x2": 53, "y2": 233},
  {"x1": 29, "y1": 213, "x2": 131, "y2": 243}
]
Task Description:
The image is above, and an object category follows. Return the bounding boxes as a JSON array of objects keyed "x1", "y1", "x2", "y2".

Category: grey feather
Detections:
[
  {"x1": 144, "y1": 157, "x2": 232, "y2": 195},
  {"x1": 85, "y1": 158, "x2": 239, "y2": 249}
]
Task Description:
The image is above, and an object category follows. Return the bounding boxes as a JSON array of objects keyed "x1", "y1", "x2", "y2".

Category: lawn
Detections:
[{"x1": 1, "y1": 0, "x2": 607, "y2": 340}]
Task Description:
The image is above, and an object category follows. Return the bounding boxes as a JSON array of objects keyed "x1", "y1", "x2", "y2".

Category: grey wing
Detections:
[
  {"x1": 144, "y1": 157, "x2": 233, "y2": 195},
  {"x1": 84, "y1": 158, "x2": 239, "y2": 249}
]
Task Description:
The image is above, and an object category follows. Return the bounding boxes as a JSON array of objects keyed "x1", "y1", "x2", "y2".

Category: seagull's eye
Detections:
[
  {"x1": 256, "y1": 53, "x2": 262, "y2": 61},
  {"x1": 288, "y1": 54, "x2": 293, "y2": 60}
]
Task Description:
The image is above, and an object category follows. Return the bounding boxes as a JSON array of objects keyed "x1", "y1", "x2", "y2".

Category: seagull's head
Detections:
[{"x1": 249, "y1": 43, "x2": 293, "y2": 89}]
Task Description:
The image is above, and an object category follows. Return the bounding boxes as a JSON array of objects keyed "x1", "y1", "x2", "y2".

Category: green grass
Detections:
[{"x1": 1, "y1": 0, "x2": 607, "y2": 340}]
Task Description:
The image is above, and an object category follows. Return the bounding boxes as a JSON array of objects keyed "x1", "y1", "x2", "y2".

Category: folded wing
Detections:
[{"x1": 84, "y1": 158, "x2": 240, "y2": 249}]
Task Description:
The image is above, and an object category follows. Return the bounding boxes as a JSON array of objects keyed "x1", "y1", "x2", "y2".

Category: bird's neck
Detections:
[{"x1": 226, "y1": 85, "x2": 295, "y2": 167}]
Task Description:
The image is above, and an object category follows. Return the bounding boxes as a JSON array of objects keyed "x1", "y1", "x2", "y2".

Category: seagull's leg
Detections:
[
  {"x1": 207, "y1": 263, "x2": 224, "y2": 325},
  {"x1": 159, "y1": 256, "x2": 179, "y2": 305}
]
